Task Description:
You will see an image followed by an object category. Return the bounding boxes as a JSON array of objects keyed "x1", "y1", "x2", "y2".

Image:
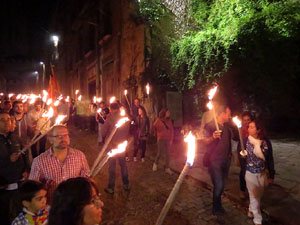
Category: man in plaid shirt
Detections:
[{"x1": 29, "y1": 125, "x2": 90, "y2": 203}]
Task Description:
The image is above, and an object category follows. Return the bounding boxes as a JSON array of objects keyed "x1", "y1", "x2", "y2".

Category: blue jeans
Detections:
[
  {"x1": 209, "y1": 159, "x2": 231, "y2": 213},
  {"x1": 108, "y1": 156, "x2": 129, "y2": 189}
]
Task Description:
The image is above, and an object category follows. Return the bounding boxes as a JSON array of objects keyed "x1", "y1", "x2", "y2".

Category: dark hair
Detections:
[
  {"x1": 158, "y1": 108, "x2": 167, "y2": 119},
  {"x1": 110, "y1": 102, "x2": 120, "y2": 110},
  {"x1": 241, "y1": 111, "x2": 253, "y2": 121},
  {"x1": 49, "y1": 177, "x2": 99, "y2": 225},
  {"x1": 250, "y1": 119, "x2": 267, "y2": 140},
  {"x1": 34, "y1": 101, "x2": 42, "y2": 106},
  {"x1": 138, "y1": 107, "x2": 147, "y2": 117},
  {"x1": 215, "y1": 104, "x2": 229, "y2": 116},
  {"x1": 19, "y1": 180, "x2": 46, "y2": 202},
  {"x1": 12, "y1": 101, "x2": 23, "y2": 108},
  {"x1": 48, "y1": 125, "x2": 68, "y2": 136}
]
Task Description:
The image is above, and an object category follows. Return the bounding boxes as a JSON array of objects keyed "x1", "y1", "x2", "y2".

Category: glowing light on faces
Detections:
[
  {"x1": 208, "y1": 85, "x2": 218, "y2": 100},
  {"x1": 232, "y1": 116, "x2": 242, "y2": 128},
  {"x1": 109, "y1": 96, "x2": 116, "y2": 104},
  {"x1": 115, "y1": 117, "x2": 129, "y2": 128},
  {"x1": 184, "y1": 132, "x2": 196, "y2": 166},
  {"x1": 107, "y1": 141, "x2": 128, "y2": 157}
]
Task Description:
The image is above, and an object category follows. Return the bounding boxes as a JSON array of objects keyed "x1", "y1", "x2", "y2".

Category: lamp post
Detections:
[{"x1": 40, "y1": 62, "x2": 45, "y2": 90}]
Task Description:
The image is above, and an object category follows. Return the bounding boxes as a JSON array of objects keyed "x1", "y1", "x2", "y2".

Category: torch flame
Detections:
[
  {"x1": 146, "y1": 83, "x2": 150, "y2": 95},
  {"x1": 55, "y1": 115, "x2": 67, "y2": 125},
  {"x1": 0, "y1": 93, "x2": 3, "y2": 96},
  {"x1": 96, "y1": 97, "x2": 102, "y2": 103},
  {"x1": 42, "y1": 107, "x2": 54, "y2": 118},
  {"x1": 46, "y1": 98, "x2": 52, "y2": 106},
  {"x1": 208, "y1": 85, "x2": 218, "y2": 100},
  {"x1": 75, "y1": 90, "x2": 79, "y2": 95},
  {"x1": 120, "y1": 108, "x2": 125, "y2": 116},
  {"x1": 115, "y1": 117, "x2": 129, "y2": 128},
  {"x1": 8, "y1": 93, "x2": 14, "y2": 99},
  {"x1": 124, "y1": 90, "x2": 127, "y2": 95},
  {"x1": 65, "y1": 96, "x2": 70, "y2": 102},
  {"x1": 58, "y1": 95, "x2": 63, "y2": 101},
  {"x1": 184, "y1": 132, "x2": 196, "y2": 166},
  {"x1": 54, "y1": 100, "x2": 60, "y2": 107},
  {"x1": 232, "y1": 116, "x2": 242, "y2": 128},
  {"x1": 29, "y1": 97, "x2": 37, "y2": 105},
  {"x1": 16, "y1": 94, "x2": 21, "y2": 99},
  {"x1": 93, "y1": 96, "x2": 97, "y2": 103},
  {"x1": 109, "y1": 96, "x2": 116, "y2": 104},
  {"x1": 206, "y1": 101, "x2": 213, "y2": 110},
  {"x1": 78, "y1": 95, "x2": 82, "y2": 101},
  {"x1": 97, "y1": 108, "x2": 102, "y2": 113},
  {"x1": 107, "y1": 141, "x2": 128, "y2": 157}
]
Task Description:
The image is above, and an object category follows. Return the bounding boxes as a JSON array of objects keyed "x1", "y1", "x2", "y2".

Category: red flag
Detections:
[{"x1": 48, "y1": 64, "x2": 60, "y2": 99}]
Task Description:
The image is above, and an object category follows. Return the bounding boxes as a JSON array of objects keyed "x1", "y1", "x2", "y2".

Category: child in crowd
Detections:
[{"x1": 12, "y1": 180, "x2": 48, "y2": 225}]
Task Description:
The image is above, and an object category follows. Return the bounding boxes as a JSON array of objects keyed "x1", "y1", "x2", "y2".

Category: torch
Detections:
[
  {"x1": 232, "y1": 116, "x2": 247, "y2": 157},
  {"x1": 206, "y1": 85, "x2": 219, "y2": 131},
  {"x1": 90, "y1": 117, "x2": 130, "y2": 174},
  {"x1": 77, "y1": 95, "x2": 82, "y2": 101},
  {"x1": 18, "y1": 115, "x2": 67, "y2": 155},
  {"x1": 155, "y1": 132, "x2": 196, "y2": 225},
  {"x1": 90, "y1": 140, "x2": 128, "y2": 177},
  {"x1": 109, "y1": 96, "x2": 116, "y2": 104},
  {"x1": 30, "y1": 107, "x2": 54, "y2": 142},
  {"x1": 124, "y1": 90, "x2": 131, "y2": 110},
  {"x1": 146, "y1": 83, "x2": 150, "y2": 96}
]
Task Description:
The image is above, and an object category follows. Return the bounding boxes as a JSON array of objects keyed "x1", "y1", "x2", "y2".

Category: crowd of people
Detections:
[{"x1": 0, "y1": 93, "x2": 275, "y2": 225}]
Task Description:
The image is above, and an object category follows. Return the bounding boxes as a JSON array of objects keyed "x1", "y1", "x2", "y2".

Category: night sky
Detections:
[{"x1": 0, "y1": 0, "x2": 57, "y2": 61}]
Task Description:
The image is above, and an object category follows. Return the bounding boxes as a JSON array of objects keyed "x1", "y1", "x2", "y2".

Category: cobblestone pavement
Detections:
[{"x1": 69, "y1": 127, "x2": 277, "y2": 225}]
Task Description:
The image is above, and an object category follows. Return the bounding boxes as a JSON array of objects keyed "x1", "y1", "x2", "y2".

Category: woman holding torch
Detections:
[{"x1": 237, "y1": 120, "x2": 275, "y2": 225}]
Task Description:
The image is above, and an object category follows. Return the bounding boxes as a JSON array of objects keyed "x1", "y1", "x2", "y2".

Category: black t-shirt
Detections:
[{"x1": 204, "y1": 120, "x2": 233, "y2": 163}]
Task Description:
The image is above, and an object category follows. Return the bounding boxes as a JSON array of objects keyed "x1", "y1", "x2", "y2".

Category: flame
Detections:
[
  {"x1": 0, "y1": 93, "x2": 3, "y2": 96},
  {"x1": 107, "y1": 141, "x2": 128, "y2": 157},
  {"x1": 65, "y1": 96, "x2": 70, "y2": 102},
  {"x1": 208, "y1": 85, "x2": 218, "y2": 100},
  {"x1": 16, "y1": 94, "x2": 22, "y2": 99},
  {"x1": 115, "y1": 117, "x2": 129, "y2": 128},
  {"x1": 97, "y1": 108, "x2": 102, "y2": 114},
  {"x1": 75, "y1": 90, "x2": 79, "y2": 95},
  {"x1": 206, "y1": 101, "x2": 213, "y2": 110},
  {"x1": 93, "y1": 96, "x2": 97, "y2": 103},
  {"x1": 54, "y1": 100, "x2": 60, "y2": 107},
  {"x1": 42, "y1": 107, "x2": 54, "y2": 118},
  {"x1": 55, "y1": 115, "x2": 67, "y2": 125},
  {"x1": 8, "y1": 93, "x2": 14, "y2": 99},
  {"x1": 96, "y1": 97, "x2": 102, "y2": 103},
  {"x1": 124, "y1": 90, "x2": 127, "y2": 95},
  {"x1": 120, "y1": 108, "x2": 125, "y2": 116},
  {"x1": 46, "y1": 98, "x2": 52, "y2": 105},
  {"x1": 58, "y1": 95, "x2": 63, "y2": 101},
  {"x1": 146, "y1": 83, "x2": 150, "y2": 95},
  {"x1": 43, "y1": 90, "x2": 48, "y2": 96},
  {"x1": 109, "y1": 96, "x2": 116, "y2": 104},
  {"x1": 29, "y1": 97, "x2": 37, "y2": 105},
  {"x1": 232, "y1": 116, "x2": 242, "y2": 128},
  {"x1": 78, "y1": 95, "x2": 82, "y2": 101},
  {"x1": 184, "y1": 132, "x2": 196, "y2": 166}
]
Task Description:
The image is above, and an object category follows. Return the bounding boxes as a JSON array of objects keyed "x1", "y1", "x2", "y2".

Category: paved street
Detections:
[{"x1": 68, "y1": 126, "x2": 293, "y2": 225}]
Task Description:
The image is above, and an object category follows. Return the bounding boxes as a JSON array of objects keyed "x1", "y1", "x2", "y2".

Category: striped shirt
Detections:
[{"x1": 29, "y1": 147, "x2": 90, "y2": 203}]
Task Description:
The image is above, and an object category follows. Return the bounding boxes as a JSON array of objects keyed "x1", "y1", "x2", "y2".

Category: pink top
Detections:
[
  {"x1": 29, "y1": 147, "x2": 90, "y2": 203},
  {"x1": 153, "y1": 118, "x2": 174, "y2": 141}
]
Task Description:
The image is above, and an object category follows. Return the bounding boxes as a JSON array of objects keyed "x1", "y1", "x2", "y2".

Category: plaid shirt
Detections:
[
  {"x1": 29, "y1": 147, "x2": 90, "y2": 202},
  {"x1": 12, "y1": 207, "x2": 49, "y2": 225}
]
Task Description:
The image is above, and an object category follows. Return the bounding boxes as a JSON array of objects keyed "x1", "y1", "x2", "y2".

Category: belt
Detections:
[{"x1": 0, "y1": 182, "x2": 19, "y2": 190}]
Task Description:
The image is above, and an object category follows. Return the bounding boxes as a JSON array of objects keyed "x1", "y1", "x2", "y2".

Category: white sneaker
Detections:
[
  {"x1": 152, "y1": 163, "x2": 157, "y2": 171},
  {"x1": 165, "y1": 168, "x2": 173, "y2": 175},
  {"x1": 133, "y1": 157, "x2": 137, "y2": 162},
  {"x1": 141, "y1": 158, "x2": 145, "y2": 163}
]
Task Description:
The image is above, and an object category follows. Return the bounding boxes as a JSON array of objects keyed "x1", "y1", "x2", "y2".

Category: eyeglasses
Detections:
[
  {"x1": 50, "y1": 134, "x2": 69, "y2": 139},
  {"x1": 90, "y1": 194, "x2": 103, "y2": 209}
]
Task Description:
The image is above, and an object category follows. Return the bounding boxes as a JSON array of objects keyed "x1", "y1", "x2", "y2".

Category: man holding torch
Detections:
[
  {"x1": 29, "y1": 125, "x2": 90, "y2": 203},
  {"x1": 202, "y1": 104, "x2": 235, "y2": 218},
  {"x1": 101, "y1": 103, "x2": 130, "y2": 194}
]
